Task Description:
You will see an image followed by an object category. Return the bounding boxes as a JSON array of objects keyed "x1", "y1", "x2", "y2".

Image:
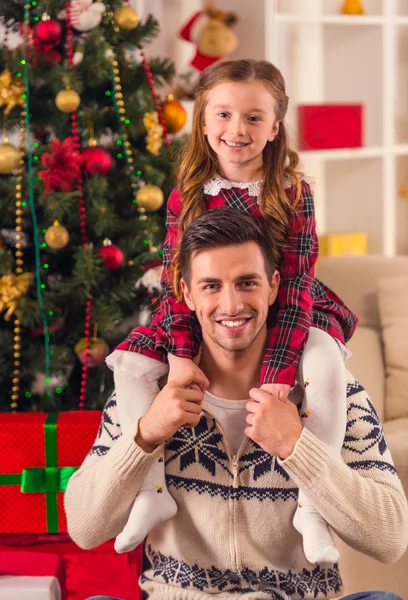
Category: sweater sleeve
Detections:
[
  {"x1": 261, "y1": 180, "x2": 317, "y2": 386},
  {"x1": 64, "y1": 392, "x2": 156, "y2": 550},
  {"x1": 152, "y1": 188, "x2": 202, "y2": 358},
  {"x1": 281, "y1": 374, "x2": 408, "y2": 563}
]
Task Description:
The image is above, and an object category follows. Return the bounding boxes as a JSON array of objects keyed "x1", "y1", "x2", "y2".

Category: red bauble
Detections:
[
  {"x1": 99, "y1": 244, "x2": 124, "y2": 270},
  {"x1": 33, "y1": 20, "x2": 62, "y2": 46},
  {"x1": 81, "y1": 147, "x2": 113, "y2": 176}
]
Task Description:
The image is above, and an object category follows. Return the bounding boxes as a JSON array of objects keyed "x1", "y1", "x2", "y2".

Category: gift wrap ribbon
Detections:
[{"x1": 0, "y1": 414, "x2": 78, "y2": 532}]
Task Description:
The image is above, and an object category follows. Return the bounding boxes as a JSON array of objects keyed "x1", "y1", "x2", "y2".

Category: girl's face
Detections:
[{"x1": 203, "y1": 80, "x2": 279, "y2": 181}]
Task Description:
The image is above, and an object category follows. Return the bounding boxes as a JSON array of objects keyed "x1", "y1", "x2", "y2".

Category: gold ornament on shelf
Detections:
[
  {"x1": 143, "y1": 111, "x2": 163, "y2": 156},
  {"x1": 0, "y1": 272, "x2": 30, "y2": 321},
  {"x1": 55, "y1": 88, "x2": 81, "y2": 113},
  {"x1": 45, "y1": 220, "x2": 70, "y2": 249},
  {"x1": 0, "y1": 141, "x2": 20, "y2": 174},
  {"x1": 114, "y1": 6, "x2": 139, "y2": 30},
  {"x1": 0, "y1": 68, "x2": 26, "y2": 116},
  {"x1": 136, "y1": 184, "x2": 164, "y2": 212},
  {"x1": 341, "y1": 0, "x2": 365, "y2": 15},
  {"x1": 161, "y1": 94, "x2": 187, "y2": 134}
]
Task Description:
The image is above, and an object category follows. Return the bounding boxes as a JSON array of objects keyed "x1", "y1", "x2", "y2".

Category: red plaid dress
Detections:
[{"x1": 116, "y1": 177, "x2": 358, "y2": 386}]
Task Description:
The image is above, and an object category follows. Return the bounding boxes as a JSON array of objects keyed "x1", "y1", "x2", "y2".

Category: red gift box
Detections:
[
  {"x1": 0, "y1": 412, "x2": 101, "y2": 534},
  {"x1": 298, "y1": 104, "x2": 363, "y2": 150},
  {"x1": 0, "y1": 536, "x2": 142, "y2": 600}
]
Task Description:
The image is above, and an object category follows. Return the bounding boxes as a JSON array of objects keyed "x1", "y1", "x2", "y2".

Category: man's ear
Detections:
[
  {"x1": 180, "y1": 278, "x2": 195, "y2": 311},
  {"x1": 268, "y1": 270, "x2": 280, "y2": 305},
  {"x1": 268, "y1": 121, "x2": 280, "y2": 142}
]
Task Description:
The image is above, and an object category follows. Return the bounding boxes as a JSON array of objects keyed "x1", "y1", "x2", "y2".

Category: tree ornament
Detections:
[
  {"x1": 114, "y1": 6, "x2": 140, "y2": 30},
  {"x1": 0, "y1": 272, "x2": 30, "y2": 321},
  {"x1": 75, "y1": 336, "x2": 109, "y2": 367},
  {"x1": 99, "y1": 238, "x2": 124, "y2": 270},
  {"x1": 342, "y1": 0, "x2": 365, "y2": 14},
  {"x1": 136, "y1": 184, "x2": 164, "y2": 212},
  {"x1": 143, "y1": 111, "x2": 163, "y2": 156},
  {"x1": 161, "y1": 94, "x2": 187, "y2": 134},
  {"x1": 0, "y1": 235, "x2": 4, "y2": 250},
  {"x1": 58, "y1": 0, "x2": 106, "y2": 32},
  {"x1": 81, "y1": 146, "x2": 113, "y2": 176},
  {"x1": 0, "y1": 68, "x2": 26, "y2": 116},
  {"x1": 33, "y1": 15, "x2": 62, "y2": 45},
  {"x1": 0, "y1": 141, "x2": 20, "y2": 174},
  {"x1": 39, "y1": 137, "x2": 81, "y2": 195},
  {"x1": 45, "y1": 221, "x2": 70, "y2": 249},
  {"x1": 55, "y1": 89, "x2": 81, "y2": 113}
]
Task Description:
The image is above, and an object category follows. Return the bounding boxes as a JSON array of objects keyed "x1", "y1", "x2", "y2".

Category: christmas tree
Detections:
[{"x1": 0, "y1": 0, "x2": 186, "y2": 412}]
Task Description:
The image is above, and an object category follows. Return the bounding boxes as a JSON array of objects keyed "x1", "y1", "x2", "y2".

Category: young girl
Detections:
[{"x1": 106, "y1": 59, "x2": 357, "y2": 565}]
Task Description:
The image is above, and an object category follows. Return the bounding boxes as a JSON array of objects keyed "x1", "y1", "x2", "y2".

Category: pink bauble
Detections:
[
  {"x1": 81, "y1": 147, "x2": 113, "y2": 176},
  {"x1": 99, "y1": 244, "x2": 124, "y2": 270},
  {"x1": 34, "y1": 20, "x2": 62, "y2": 46}
]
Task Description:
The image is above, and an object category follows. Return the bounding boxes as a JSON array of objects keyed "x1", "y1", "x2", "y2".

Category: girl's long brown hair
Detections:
[{"x1": 173, "y1": 59, "x2": 302, "y2": 300}]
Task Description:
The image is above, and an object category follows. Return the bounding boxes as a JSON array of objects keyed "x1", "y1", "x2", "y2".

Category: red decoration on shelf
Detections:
[
  {"x1": 99, "y1": 240, "x2": 124, "y2": 270},
  {"x1": 39, "y1": 137, "x2": 81, "y2": 195},
  {"x1": 140, "y1": 50, "x2": 171, "y2": 147},
  {"x1": 65, "y1": 0, "x2": 92, "y2": 409},
  {"x1": 298, "y1": 104, "x2": 363, "y2": 150},
  {"x1": 81, "y1": 146, "x2": 113, "y2": 176},
  {"x1": 33, "y1": 19, "x2": 62, "y2": 46}
]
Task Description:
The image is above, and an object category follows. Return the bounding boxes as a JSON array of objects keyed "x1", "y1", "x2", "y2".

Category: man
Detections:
[{"x1": 65, "y1": 209, "x2": 408, "y2": 600}]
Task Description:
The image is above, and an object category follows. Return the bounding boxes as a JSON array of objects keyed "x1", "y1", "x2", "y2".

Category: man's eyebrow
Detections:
[{"x1": 196, "y1": 273, "x2": 262, "y2": 285}]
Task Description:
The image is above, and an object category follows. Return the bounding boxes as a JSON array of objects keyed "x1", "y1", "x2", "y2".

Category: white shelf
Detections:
[
  {"x1": 394, "y1": 144, "x2": 408, "y2": 156},
  {"x1": 275, "y1": 14, "x2": 384, "y2": 25},
  {"x1": 300, "y1": 146, "x2": 385, "y2": 161}
]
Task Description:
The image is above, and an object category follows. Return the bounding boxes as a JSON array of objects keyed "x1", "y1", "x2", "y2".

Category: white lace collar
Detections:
[{"x1": 203, "y1": 175, "x2": 263, "y2": 197}]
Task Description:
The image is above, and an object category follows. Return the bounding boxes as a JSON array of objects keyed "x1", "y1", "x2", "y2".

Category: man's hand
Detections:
[
  {"x1": 245, "y1": 387, "x2": 302, "y2": 460},
  {"x1": 168, "y1": 353, "x2": 210, "y2": 392},
  {"x1": 136, "y1": 370, "x2": 206, "y2": 453},
  {"x1": 260, "y1": 382, "x2": 291, "y2": 402}
]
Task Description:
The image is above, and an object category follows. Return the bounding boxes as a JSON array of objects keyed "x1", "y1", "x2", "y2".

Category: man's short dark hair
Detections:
[{"x1": 178, "y1": 208, "x2": 276, "y2": 288}]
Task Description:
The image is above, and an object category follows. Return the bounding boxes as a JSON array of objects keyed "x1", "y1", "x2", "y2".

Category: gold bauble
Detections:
[
  {"x1": 45, "y1": 220, "x2": 69, "y2": 249},
  {"x1": 342, "y1": 0, "x2": 365, "y2": 14},
  {"x1": 114, "y1": 6, "x2": 139, "y2": 30},
  {"x1": 136, "y1": 185, "x2": 164, "y2": 212},
  {"x1": 162, "y1": 95, "x2": 187, "y2": 134},
  {"x1": 55, "y1": 89, "x2": 81, "y2": 113},
  {"x1": 0, "y1": 142, "x2": 20, "y2": 174}
]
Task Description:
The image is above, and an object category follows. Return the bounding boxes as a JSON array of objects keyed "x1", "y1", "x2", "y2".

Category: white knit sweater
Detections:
[{"x1": 64, "y1": 373, "x2": 408, "y2": 600}]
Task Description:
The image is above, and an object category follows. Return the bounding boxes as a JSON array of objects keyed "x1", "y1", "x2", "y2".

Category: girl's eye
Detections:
[
  {"x1": 249, "y1": 116, "x2": 261, "y2": 122},
  {"x1": 218, "y1": 112, "x2": 229, "y2": 118}
]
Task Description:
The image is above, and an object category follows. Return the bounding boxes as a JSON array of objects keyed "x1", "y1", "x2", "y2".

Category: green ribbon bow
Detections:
[{"x1": 0, "y1": 414, "x2": 78, "y2": 532}]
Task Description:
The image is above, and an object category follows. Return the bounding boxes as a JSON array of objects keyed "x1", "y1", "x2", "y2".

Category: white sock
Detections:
[
  {"x1": 114, "y1": 444, "x2": 177, "y2": 553},
  {"x1": 293, "y1": 496, "x2": 339, "y2": 565},
  {"x1": 108, "y1": 352, "x2": 177, "y2": 553},
  {"x1": 293, "y1": 328, "x2": 347, "y2": 564}
]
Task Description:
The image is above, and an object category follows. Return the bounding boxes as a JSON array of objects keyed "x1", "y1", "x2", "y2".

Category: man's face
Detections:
[{"x1": 181, "y1": 242, "x2": 279, "y2": 357}]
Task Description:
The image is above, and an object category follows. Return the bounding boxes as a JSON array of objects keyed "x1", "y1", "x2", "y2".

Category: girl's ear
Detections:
[{"x1": 268, "y1": 121, "x2": 280, "y2": 142}]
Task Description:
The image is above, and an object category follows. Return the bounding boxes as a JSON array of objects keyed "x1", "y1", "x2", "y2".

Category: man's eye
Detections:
[{"x1": 240, "y1": 281, "x2": 256, "y2": 288}]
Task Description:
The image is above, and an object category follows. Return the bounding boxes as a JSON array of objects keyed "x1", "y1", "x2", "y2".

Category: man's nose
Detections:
[{"x1": 220, "y1": 286, "x2": 244, "y2": 316}]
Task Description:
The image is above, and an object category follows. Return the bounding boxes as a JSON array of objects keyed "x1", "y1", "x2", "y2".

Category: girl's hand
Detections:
[
  {"x1": 168, "y1": 354, "x2": 210, "y2": 392},
  {"x1": 260, "y1": 383, "x2": 291, "y2": 403}
]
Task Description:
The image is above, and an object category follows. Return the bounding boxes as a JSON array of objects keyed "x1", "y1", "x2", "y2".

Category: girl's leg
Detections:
[
  {"x1": 108, "y1": 351, "x2": 177, "y2": 553},
  {"x1": 293, "y1": 327, "x2": 347, "y2": 565}
]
